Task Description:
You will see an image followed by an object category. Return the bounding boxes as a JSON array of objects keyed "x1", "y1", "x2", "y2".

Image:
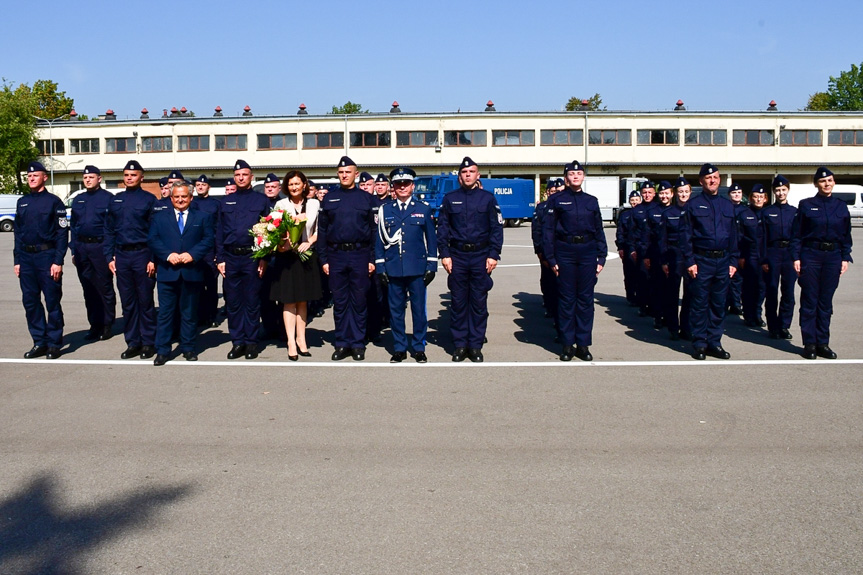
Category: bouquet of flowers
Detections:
[
  {"x1": 285, "y1": 213, "x2": 312, "y2": 262},
  {"x1": 250, "y1": 210, "x2": 290, "y2": 260}
]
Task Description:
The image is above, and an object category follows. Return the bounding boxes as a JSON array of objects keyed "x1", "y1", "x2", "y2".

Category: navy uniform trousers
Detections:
[
  {"x1": 726, "y1": 268, "x2": 742, "y2": 311},
  {"x1": 663, "y1": 249, "x2": 691, "y2": 336},
  {"x1": 223, "y1": 252, "x2": 262, "y2": 347},
  {"x1": 741, "y1": 258, "x2": 765, "y2": 323},
  {"x1": 763, "y1": 246, "x2": 796, "y2": 333},
  {"x1": 798, "y1": 247, "x2": 841, "y2": 346},
  {"x1": 447, "y1": 250, "x2": 493, "y2": 349},
  {"x1": 19, "y1": 250, "x2": 64, "y2": 348},
  {"x1": 540, "y1": 261, "x2": 559, "y2": 324},
  {"x1": 116, "y1": 248, "x2": 155, "y2": 347},
  {"x1": 75, "y1": 241, "x2": 116, "y2": 330},
  {"x1": 329, "y1": 249, "x2": 371, "y2": 349},
  {"x1": 198, "y1": 261, "x2": 219, "y2": 325},
  {"x1": 555, "y1": 242, "x2": 598, "y2": 347},
  {"x1": 388, "y1": 275, "x2": 427, "y2": 352},
  {"x1": 689, "y1": 254, "x2": 730, "y2": 349}
]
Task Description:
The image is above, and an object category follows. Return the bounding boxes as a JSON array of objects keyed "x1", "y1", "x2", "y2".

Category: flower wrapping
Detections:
[{"x1": 249, "y1": 210, "x2": 290, "y2": 260}]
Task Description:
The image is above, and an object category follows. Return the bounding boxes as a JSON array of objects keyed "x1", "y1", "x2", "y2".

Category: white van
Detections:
[
  {"x1": 0, "y1": 194, "x2": 23, "y2": 232},
  {"x1": 787, "y1": 183, "x2": 863, "y2": 218}
]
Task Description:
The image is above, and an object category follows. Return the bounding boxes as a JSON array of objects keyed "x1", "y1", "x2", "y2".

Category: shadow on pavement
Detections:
[{"x1": 511, "y1": 291, "x2": 557, "y2": 353}]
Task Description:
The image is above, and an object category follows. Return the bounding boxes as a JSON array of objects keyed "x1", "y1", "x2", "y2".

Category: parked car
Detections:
[{"x1": 0, "y1": 194, "x2": 23, "y2": 232}]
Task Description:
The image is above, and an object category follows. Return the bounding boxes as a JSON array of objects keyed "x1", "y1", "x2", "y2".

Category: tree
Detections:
[
  {"x1": 0, "y1": 85, "x2": 38, "y2": 194},
  {"x1": 12, "y1": 79, "x2": 75, "y2": 118},
  {"x1": 565, "y1": 94, "x2": 606, "y2": 111},
  {"x1": 805, "y1": 91, "x2": 831, "y2": 111},
  {"x1": 805, "y1": 62, "x2": 863, "y2": 111},
  {"x1": 329, "y1": 101, "x2": 367, "y2": 115}
]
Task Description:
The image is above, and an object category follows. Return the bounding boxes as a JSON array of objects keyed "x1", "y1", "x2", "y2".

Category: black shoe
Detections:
[
  {"x1": 574, "y1": 345, "x2": 593, "y2": 362},
  {"x1": 24, "y1": 345, "x2": 47, "y2": 359},
  {"x1": 140, "y1": 345, "x2": 156, "y2": 359},
  {"x1": 183, "y1": 351, "x2": 198, "y2": 362},
  {"x1": 678, "y1": 330, "x2": 692, "y2": 341},
  {"x1": 769, "y1": 331, "x2": 781, "y2": 340},
  {"x1": 45, "y1": 347, "x2": 61, "y2": 360},
  {"x1": 452, "y1": 347, "x2": 467, "y2": 362},
  {"x1": 727, "y1": 306, "x2": 743, "y2": 316},
  {"x1": 390, "y1": 351, "x2": 407, "y2": 363},
  {"x1": 245, "y1": 347, "x2": 259, "y2": 360},
  {"x1": 692, "y1": 348, "x2": 706, "y2": 360},
  {"x1": 802, "y1": 344, "x2": 817, "y2": 360},
  {"x1": 331, "y1": 347, "x2": 351, "y2": 361},
  {"x1": 779, "y1": 329, "x2": 793, "y2": 340},
  {"x1": 153, "y1": 354, "x2": 169, "y2": 366},
  {"x1": 121, "y1": 346, "x2": 141, "y2": 359},
  {"x1": 560, "y1": 346, "x2": 574, "y2": 362},
  {"x1": 351, "y1": 348, "x2": 365, "y2": 361},
  {"x1": 816, "y1": 345, "x2": 837, "y2": 359},
  {"x1": 483, "y1": 337, "x2": 488, "y2": 344},
  {"x1": 84, "y1": 328, "x2": 100, "y2": 341},
  {"x1": 298, "y1": 349, "x2": 311, "y2": 357},
  {"x1": 288, "y1": 352, "x2": 298, "y2": 361},
  {"x1": 468, "y1": 348, "x2": 483, "y2": 362},
  {"x1": 412, "y1": 351, "x2": 428, "y2": 363},
  {"x1": 744, "y1": 319, "x2": 761, "y2": 328},
  {"x1": 227, "y1": 344, "x2": 246, "y2": 360},
  {"x1": 99, "y1": 326, "x2": 113, "y2": 341},
  {"x1": 653, "y1": 318, "x2": 663, "y2": 330},
  {"x1": 706, "y1": 346, "x2": 731, "y2": 360}
]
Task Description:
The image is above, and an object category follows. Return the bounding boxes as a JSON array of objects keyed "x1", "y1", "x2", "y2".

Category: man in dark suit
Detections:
[{"x1": 148, "y1": 182, "x2": 215, "y2": 365}]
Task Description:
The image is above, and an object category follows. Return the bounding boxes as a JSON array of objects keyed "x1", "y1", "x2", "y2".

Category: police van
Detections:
[{"x1": 0, "y1": 194, "x2": 23, "y2": 232}]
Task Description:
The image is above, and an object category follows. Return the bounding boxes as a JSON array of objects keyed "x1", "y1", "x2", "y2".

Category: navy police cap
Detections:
[
  {"x1": 728, "y1": 183, "x2": 742, "y2": 192},
  {"x1": 197, "y1": 174, "x2": 209, "y2": 184},
  {"x1": 699, "y1": 163, "x2": 719, "y2": 177},
  {"x1": 563, "y1": 160, "x2": 584, "y2": 174},
  {"x1": 460, "y1": 157, "x2": 477, "y2": 169},
  {"x1": 390, "y1": 167, "x2": 416, "y2": 182},
  {"x1": 168, "y1": 170, "x2": 184, "y2": 180},
  {"x1": 750, "y1": 184, "x2": 765, "y2": 195},
  {"x1": 640, "y1": 181, "x2": 655, "y2": 191},
  {"x1": 375, "y1": 173, "x2": 389, "y2": 184},
  {"x1": 226, "y1": 178, "x2": 236, "y2": 186},
  {"x1": 658, "y1": 180, "x2": 673, "y2": 192},
  {"x1": 359, "y1": 171, "x2": 373, "y2": 183},
  {"x1": 123, "y1": 160, "x2": 143, "y2": 172},
  {"x1": 546, "y1": 178, "x2": 555, "y2": 190},
  {"x1": 27, "y1": 161, "x2": 47, "y2": 173},
  {"x1": 813, "y1": 166, "x2": 833, "y2": 181},
  {"x1": 83, "y1": 165, "x2": 100, "y2": 175},
  {"x1": 264, "y1": 173, "x2": 280, "y2": 184},
  {"x1": 233, "y1": 159, "x2": 251, "y2": 171},
  {"x1": 772, "y1": 175, "x2": 790, "y2": 189},
  {"x1": 554, "y1": 177, "x2": 565, "y2": 187},
  {"x1": 338, "y1": 156, "x2": 357, "y2": 168},
  {"x1": 159, "y1": 177, "x2": 169, "y2": 187},
  {"x1": 629, "y1": 190, "x2": 642, "y2": 199},
  {"x1": 674, "y1": 177, "x2": 690, "y2": 189}
]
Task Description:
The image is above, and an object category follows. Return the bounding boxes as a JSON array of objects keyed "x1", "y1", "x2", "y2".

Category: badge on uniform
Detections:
[{"x1": 59, "y1": 218, "x2": 69, "y2": 228}]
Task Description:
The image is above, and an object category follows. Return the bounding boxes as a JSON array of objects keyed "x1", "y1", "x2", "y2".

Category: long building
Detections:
[{"x1": 34, "y1": 103, "x2": 863, "y2": 201}]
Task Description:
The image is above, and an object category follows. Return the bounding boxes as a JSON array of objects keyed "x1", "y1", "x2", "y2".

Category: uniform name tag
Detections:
[{"x1": 451, "y1": 201, "x2": 463, "y2": 205}]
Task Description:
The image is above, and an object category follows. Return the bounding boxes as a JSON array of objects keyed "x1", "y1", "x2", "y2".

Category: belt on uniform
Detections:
[
  {"x1": 555, "y1": 233, "x2": 587, "y2": 244},
  {"x1": 804, "y1": 240, "x2": 838, "y2": 251},
  {"x1": 694, "y1": 248, "x2": 726, "y2": 258},
  {"x1": 226, "y1": 245, "x2": 254, "y2": 255},
  {"x1": 449, "y1": 240, "x2": 489, "y2": 252},
  {"x1": 329, "y1": 241, "x2": 369, "y2": 251},
  {"x1": 77, "y1": 236, "x2": 104, "y2": 244},
  {"x1": 118, "y1": 242, "x2": 148, "y2": 252},
  {"x1": 22, "y1": 242, "x2": 55, "y2": 253},
  {"x1": 770, "y1": 240, "x2": 791, "y2": 248}
]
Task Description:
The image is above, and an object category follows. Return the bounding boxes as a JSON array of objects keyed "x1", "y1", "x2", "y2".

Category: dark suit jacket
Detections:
[{"x1": 148, "y1": 207, "x2": 215, "y2": 282}]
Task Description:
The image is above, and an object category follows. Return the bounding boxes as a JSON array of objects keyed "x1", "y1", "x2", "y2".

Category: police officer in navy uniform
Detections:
[
  {"x1": 615, "y1": 189, "x2": 641, "y2": 306},
  {"x1": 216, "y1": 159, "x2": 271, "y2": 359},
  {"x1": 262, "y1": 173, "x2": 282, "y2": 209},
  {"x1": 317, "y1": 156, "x2": 379, "y2": 361},
  {"x1": 660, "y1": 177, "x2": 692, "y2": 340},
  {"x1": 191, "y1": 174, "x2": 221, "y2": 327},
  {"x1": 739, "y1": 184, "x2": 767, "y2": 328},
  {"x1": 358, "y1": 172, "x2": 375, "y2": 193},
  {"x1": 542, "y1": 160, "x2": 607, "y2": 362},
  {"x1": 791, "y1": 167, "x2": 853, "y2": 360},
  {"x1": 437, "y1": 157, "x2": 504, "y2": 363},
  {"x1": 726, "y1": 183, "x2": 745, "y2": 315},
  {"x1": 14, "y1": 161, "x2": 69, "y2": 359},
  {"x1": 679, "y1": 163, "x2": 738, "y2": 360},
  {"x1": 373, "y1": 173, "x2": 391, "y2": 202},
  {"x1": 374, "y1": 167, "x2": 438, "y2": 363},
  {"x1": 643, "y1": 180, "x2": 674, "y2": 329},
  {"x1": 534, "y1": 178, "x2": 561, "y2": 327},
  {"x1": 366, "y1": 173, "x2": 391, "y2": 345},
  {"x1": 105, "y1": 160, "x2": 157, "y2": 359},
  {"x1": 628, "y1": 181, "x2": 655, "y2": 317},
  {"x1": 760, "y1": 175, "x2": 797, "y2": 340},
  {"x1": 70, "y1": 165, "x2": 116, "y2": 341},
  {"x1": 260, "y1": 172, "x2": 284, "y2": 339}
]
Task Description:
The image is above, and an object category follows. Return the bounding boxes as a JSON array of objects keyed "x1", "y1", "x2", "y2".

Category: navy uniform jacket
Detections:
[
  {"x1": 104, "y1": 187, "x2": 157, "y2": 261},
  {"x1": 679, "y1": 192, "x2": 739, "y2": 269},
  {"x1": 148, "y1": 208, "x2": 215, "y2": 282},
  {"x1": 317, "y1": 186, "x2": 379, "y2": 266},
  {"x1": 436, "y1": 186, "x2": 503, "y2": 260},
  {"x1": 190, "y1": 195, "x2": 220, "y2": 218},
  {"x1": 615, "y1": 208, "x2": 634, "y2": 252},
  {"x1": 736, "y1": 206, "x2": 763, "y2": 263},
  {"x1": 790, "y1": 194, "x2": 853, "y2": 262},
  {"x1": 13, "y1": 190, "x2": 68, "y2": 266},
  {"x1": 759, "y1": 203, "x2": 797, "y2": 265},
  {"x1": 627, "y1": 201, "x2": 653, "y2": 257},
  {"x1": 541, "y1": 188, "x2": 608, "y2": 267},
  {"x1": 532, "y1": 200, "x2": 547, "y2": 255},
  {"x1": 215, "y1": 188, "x2": 271, "y2": 262},
  {"x1": 69, "y1": 188, "x2": 112, "y2": 258},
  {"x1": 375, "y1": 198, "x2": 438, "y2": 277},
  {"x1": 641, "y1": 202, "x2": 666, "y2": 260},
  {"x1": 659, "y1": 204, "x2": 687, "y2": 268}
]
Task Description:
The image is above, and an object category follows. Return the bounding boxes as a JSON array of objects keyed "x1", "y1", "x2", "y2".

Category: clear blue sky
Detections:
[{"x1": 3, "y1": 0, "x2": 862, "y2": 118}]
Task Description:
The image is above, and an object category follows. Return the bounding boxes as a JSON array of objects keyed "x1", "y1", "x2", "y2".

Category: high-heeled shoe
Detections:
[
  {"x1": 288, "y1": 351, "x2": 299, "y2": 361},
  {"x1": 297, "y1": 349, "x2": 311, "y2": 357}
]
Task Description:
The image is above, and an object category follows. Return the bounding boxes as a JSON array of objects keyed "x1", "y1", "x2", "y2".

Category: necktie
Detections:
[
  {"x1": 400, "y1": 202, "x2": 406, "y2": 212},
  {"x1": 178, "y1": 211, "x2": 185, "y2": 233}
]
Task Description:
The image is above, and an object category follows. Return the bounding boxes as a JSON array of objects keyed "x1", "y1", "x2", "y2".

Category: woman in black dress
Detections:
[{"x1": 270, "y1": 170, "x2": 322, "y2": 360}]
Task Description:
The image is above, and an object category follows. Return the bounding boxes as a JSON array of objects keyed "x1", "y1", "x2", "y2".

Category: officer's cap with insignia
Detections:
[
  {"x1": 546, "y1": 178, "x2": 555, "y2": 190},
  {"x1": 563, "y1": 160, "x2": 584, "y2": 174},
  {"x1": 640, "y1": 180, "x2": 655, "y2": 191},
  {"x1": 159, "y1": 177, "x2": 169, "y2": 187},
  {"x1": 728, "y1": 183, "x2": 742, "y2": 192},
  {"x1": 264, "y1": 173, "x2": 280, "y2": 184},
  {"x1": 658, "y1": 180, "x2": 673, "y2": 192},
  {"x1": 389, "y1": 167, "x2": 416, "y2": 182},
  {"x1": 197, "y1": 174, "x2": 209, "y2": 184},
  {"x1": 699, "y1": 163, "x2": 719, "y2": 177},
  {"x1": 375, "y1": 173, "x2": 389, "y2": 184},
  {"x1": 234, "y1": 159, "x2": 251, "y2": 171},
  {"x1": 27, "y1": 161, "x2": 48, "y2": 173},
  {"x1": 750, "y1": 184, "x2": 765, "y2": 195},
  {"x1": 359, "y1": 172, "x2": 373, "y2": 183},
  {"x1": 813, "y1": 166, "x2": 833, "y2": 181},
  {"x1": 226, "y1": 178, "x2": 236, "y2": 186},
  {"x1": 123, "y1": 160, "x2": 144, "y2": 172},
  {"x1": 83, "y1": 165, "x2": 100, "y2": 175},
  {"x1": 772, "y1": 175, "x2": 790, "y2": 189},
  {"x1": 168, "y1": 170, "x2": 184, "y2": 180},
  {"x1": 554, "y1": 177, "x2": 565, "y2": 187},
  {"x1": 338, "y1": 156, "x2": 357, "y2": 168},
  {"x1": 460, "y1": 157, "x2": 478, "y2": 170},
  {"x1": 674, "y1": 177, "x2": 690, "y2": 189},
  {"x1": 629, "y1": 190, "x2": 642, "y2": 199}
]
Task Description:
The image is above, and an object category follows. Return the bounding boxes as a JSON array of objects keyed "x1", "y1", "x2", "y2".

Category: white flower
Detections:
[
  {"x1": 269, "y1": 211, "x2": 282, "y2": 220},
  {"x1": 266, "y1": 223, "x2": 276, "y2": 232}
]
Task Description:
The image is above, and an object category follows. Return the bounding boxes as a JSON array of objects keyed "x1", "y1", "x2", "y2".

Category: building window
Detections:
[
  {"x1": 178, "y1": 135, "x2": 210, "y2": 151},
  {"x1": 779, "y1": 130, "x2": 822, "y2": 146},
  {"x1": 215, "y1": 135, "x2": 247, "y2": 151},
  {"x1": 141, "y1": 136, "x2": 172, "y2": 152},
  {"x1": 684, "y1": 129, "x2": 727, "y2": 146},
  {"x1": 36, "y1": 139, "x2": 64, "y2": 155},
  {"x1": 827, "y1": 130, "x2": 863, "y2": 146},
  {"x1": 588, "y1": 129, "x2": 631, "y2": 145},
  {"x1": 302, "y1": 132, "x2": 344, "y2": 149},
  {"x1": 444, "y1": 130, "x2": 487, "y2": 146},
  {"x1": 396, "y1": 131, "x2": 439, "y2": 147},
  {"x1": 106, "y1": 137, "x2": 135, "y2": 153},
  {"x1": 350, "y1": 131, "x2": 391, "y2": 148},
  {"x1": 257, "y1": 133, "x2": 297, "y2": 150},
  {"x1": 492, "y1": 130, "x2": 535, "y2": 146},
  {"x1": 732, "y1": 130, "x2": 775, "y2": 146},
  {"x1": 637, "y1": 129, "x2": 679, "y2": 145},
  {"x1": 540, "y1": 129, "x2": 584, "y2": 146},
  {"x1": 70, "y1": 138, "x2": 99, "y2": 154}
]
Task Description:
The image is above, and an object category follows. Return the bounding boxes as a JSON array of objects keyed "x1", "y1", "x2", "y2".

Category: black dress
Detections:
[{"x1": 269, "y1": 198, "x2": 323, "y2": 304}]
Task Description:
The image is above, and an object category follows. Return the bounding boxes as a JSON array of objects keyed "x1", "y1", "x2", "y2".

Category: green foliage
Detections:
[
  {"x1": 0, "y1": 84, "x2": 38, "y2": 194},
  {"x1": 329, "y1": 101, "x2": 367, "y2": 115},
  {"x1": 806, "y1": 63, "x2": 863, "y2": 111},
  {"x1": 805, "y1": 91, "x2": 831, "y2": 111},
  {"x1": 565, "y1": 94, "x2": 606, "y2": 111},
  {"x1": 11, "y1": 79, "x2": 75, "y2": 119}
]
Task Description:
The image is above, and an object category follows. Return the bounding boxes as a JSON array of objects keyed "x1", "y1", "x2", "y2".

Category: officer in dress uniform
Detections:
[
  {"x1": 615, "y1": 190, "x2": 641, "y2": 306},
  {"x1": 317, "y1": 156, "x2": 379, "y2": 361},
  {"x1": 791, "y1": 167, "x2": 853, "y2": 360},
  {"x1": 437, "y1": 157, "x2": 504, "y2": 363},
  {"x1": 366, "y1": 174, "x2": 391, "y2": 344},
  {"x1": 659, "y1": 177, "x2": 691, "y2": 340},
  {"x1": 542, "y1": 160, "x2": 607, "y2": 362},
  {"x1": 216, "y1": 159, "x2": 271, "y2": 360},
  {"x1": 643, "y1": 180, "x2": 674, "y2": 329},
  {"x1": 70, "y1": 165, "x2": 116, "y2": 341},
  {"x1": 534, "y1": 178, "x2": 561, "y2": 328},
  {"x1": 105, "y1": 160, "x2": 157, "y2": 359},
  {"x1": 760, "y1": 175, "x2": 797, "y2": 340},
  {"x1": 726, "y1": 183, "x2": 745, "y2": 315},
  {"x1": 679, "y1": 163, "x2": 739, "y2": 360},
  {"x1": 739, "y1": 184, "x2": 767, "y2": 328},
  {"x1": 14, "y1": 161, "x2": 69, "y2": 359},
  {"x1": 374, "y1": 167, "x2": 438, "y2": 363},
  {"x1": 628, "y1": 181, "x2": 655, "y2": 317},
  {"x1": 191, "y1": 174, "x2": 221, "y2": 327}
]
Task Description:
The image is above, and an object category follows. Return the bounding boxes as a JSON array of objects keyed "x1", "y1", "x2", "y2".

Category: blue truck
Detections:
[{"x1": 413, "y1": 174, "x2": 535, "y2": 226}]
